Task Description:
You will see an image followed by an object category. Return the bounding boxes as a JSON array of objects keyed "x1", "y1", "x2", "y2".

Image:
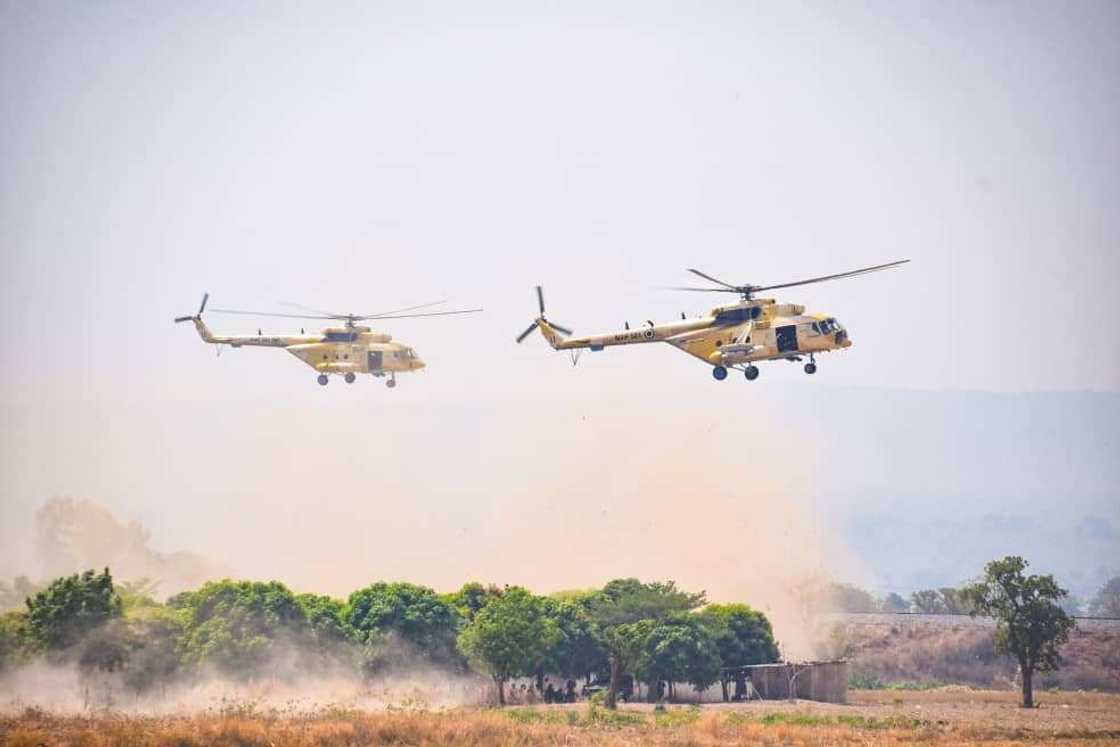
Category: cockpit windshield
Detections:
[{"x1": 814, "y1": 318, "x2": 841, "y2": 334}]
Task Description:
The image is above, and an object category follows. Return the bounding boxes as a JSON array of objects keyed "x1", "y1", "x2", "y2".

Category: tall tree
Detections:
[
  {"x1": 696, "y1": 603, "x2": 779, "y2": 701},
  {"x1": 961, "y1": 556, "x2": 1075, "y2": 708},
  {"x1": 25, "y1": 568, "x2": 122, "y2": 651},
  {"x1": 638, "y1": 614, "x2": 721, "y2": 702},
  {"x1": 539, "y1": 597, "x2": 605, "y2": 686},
  {"x1": 456, "y1": 587, "x2": 558, "y2": 705},
  {"x1": 590, "y1": 578, "x2": 706, "y2": 708}
]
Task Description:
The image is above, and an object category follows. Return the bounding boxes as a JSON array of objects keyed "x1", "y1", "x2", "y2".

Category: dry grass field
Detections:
[{"x1": 3, "y1": 690, "x2": 1118, "y2": 746}]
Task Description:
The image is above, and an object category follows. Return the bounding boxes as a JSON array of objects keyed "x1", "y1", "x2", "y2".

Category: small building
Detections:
[{"x1": 723, "y1": 660, "x2": 848, "y2": 704}]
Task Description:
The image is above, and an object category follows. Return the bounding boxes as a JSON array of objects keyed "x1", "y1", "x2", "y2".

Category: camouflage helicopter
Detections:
[
  {"x1": 175, "y1": 294, "x2": 481, "y2": 387},
  {"x1": 516, "y1": 260, "x2": 908, "y2": 381}
]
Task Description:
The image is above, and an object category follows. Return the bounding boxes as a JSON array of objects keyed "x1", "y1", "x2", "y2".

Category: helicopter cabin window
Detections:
[{"x1": 324, "y1": 331, "x2": 357, "y2": 343}]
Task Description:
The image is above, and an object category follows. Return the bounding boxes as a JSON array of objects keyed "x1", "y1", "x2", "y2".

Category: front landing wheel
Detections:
[
  {"x1": 317, "y1": 374, "x2": 329, "y2": 386},
  {"x1": 804, "y1": 362, "x2": 817, "y2": 375},
  {"x1": 386, "y1": 378, "x2": 397, "y2": 389},
  {"x1": 712, "y1": 366, "x2": 728, "y2": 381},
  {"x1": 744, "y1": 365, "x2": 760, "y2": 381}
]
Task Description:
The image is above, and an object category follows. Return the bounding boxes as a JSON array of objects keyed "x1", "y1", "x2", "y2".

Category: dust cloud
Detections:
[
  {"x1": 2, "y1": 392, "x2": 862, "y2": 660},
  {"x1": 0, "y1": 658, "x2": 487, "y2": 715}
]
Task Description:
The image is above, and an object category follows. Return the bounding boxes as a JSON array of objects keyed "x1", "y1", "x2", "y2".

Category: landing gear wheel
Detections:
[
  {"x1": 386, "y1": 378, "x2": 397, "y2": 389},
  {"x1": 804, "y1": 362, "x2": 817, "y2": 375},
  {"x1": 744, "y1": 366, "x2": 760, "y2": 381},
  {"x1": 317, "y1": 374, "x2": 329, "y2": 386},
  {"x1": 344, "y1": 372, "x2": 356, "y2": 384},
  {"x1": 712, "y1": 366, "x2": 728, "y2": 381}
]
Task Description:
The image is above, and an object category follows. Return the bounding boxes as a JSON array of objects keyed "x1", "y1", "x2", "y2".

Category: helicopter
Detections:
[
  {"x1": 175, "y1": 294, "x2": 481, "y2": 387},
  {"x1": 515, "y1": 260, "x2": 909, "y2": 381}
]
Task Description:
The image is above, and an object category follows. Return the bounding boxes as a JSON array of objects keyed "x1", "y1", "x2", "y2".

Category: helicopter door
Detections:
[
  {"x1": 367, "y1": 350, "x2": 383, "y2": 372},
  {"x1": 776, "y1": 325, "x2": 798, "y2": 354}
]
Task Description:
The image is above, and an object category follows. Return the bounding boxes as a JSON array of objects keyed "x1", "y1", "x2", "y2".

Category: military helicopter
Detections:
[
  {"x1": 516, "y1": 260, "x2": 908, "y2": 381},
  {"x1": 175, "y1": 294, "x2": 481, "y2": 387}
]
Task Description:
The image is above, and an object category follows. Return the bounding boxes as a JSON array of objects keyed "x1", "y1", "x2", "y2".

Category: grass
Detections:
[
  {"x1": 850, "y1": 673, "x2": 950, "y2": 691},
  {"x1": 3, "y1": 701, "x2": 1117, "y2": 747},
  {"x1": 750, "y1": 712, "x2": 929, "y2": 730}
]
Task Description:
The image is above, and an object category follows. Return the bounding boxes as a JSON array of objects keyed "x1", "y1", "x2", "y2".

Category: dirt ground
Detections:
[{"x1": 2, "y1": 689, "x2": 1118, "y2": 746}]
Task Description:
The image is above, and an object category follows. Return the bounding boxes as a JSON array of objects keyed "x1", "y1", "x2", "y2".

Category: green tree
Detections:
[
  {"x1": 598, "y1": 620, "x2": 653, "y2": 708},
  {"x1": 638, "y1": 614, "x2": 721, "y2": 702},
  {"x1": 1088, "y1": 577, "x2": 1120, "y2": 618},
  {"x1": 443, "y1": 582, "x2": 503, "y2": 622},
  {"x1": 538, "y1": 597, "x2": 604, "y2": 686},
  {"x1": 169, "y1": 579, "x2": 308, "y2": 677},
  {"x1": 590, "y1": 578, "x2": 706, "y2": 708},
  {"x1": 696, "y1": 603, "x2": 779, "y2": 701},
  {"x1": 960, "y1": 556, "x2": 1076, "y2": 708},
  {"x1": 345, "y1": 582, "x2": 460, "y2": 667},
  {"x1": 457, "y1": 586, "x2": 558, "y2": 705},
  {"x1": 25, "y1": 568, "x2": 122, "y2": 651}
]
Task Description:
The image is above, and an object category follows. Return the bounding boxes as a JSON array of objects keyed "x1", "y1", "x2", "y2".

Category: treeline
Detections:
[
  {"x1": 820, "y1": 578, "x2": 1120, "y2": 617},
  {"x1": 0, "y1": 571, "x2": 779, "y2": 707},
  {"x1": 824, "y1": 582, "x2": 977, "y2": 614}
]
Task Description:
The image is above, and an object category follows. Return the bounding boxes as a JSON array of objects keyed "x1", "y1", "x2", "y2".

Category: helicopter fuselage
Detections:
[
  {"x1": 187, "y1": 318, "x2": 425, "y2": 378},
  {"x1": 537, "y1": 298, "x2": 851, "y2": 372}
]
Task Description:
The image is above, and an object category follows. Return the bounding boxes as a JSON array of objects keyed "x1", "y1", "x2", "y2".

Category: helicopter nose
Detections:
[{"x1": 414, "y1": 357, "x2": 426, "y2": 370}]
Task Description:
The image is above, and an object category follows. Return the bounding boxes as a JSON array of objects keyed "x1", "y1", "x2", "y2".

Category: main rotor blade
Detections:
[
  {"x1": 752, "y1": 259, "x2": 911, "y2": 293},
  {"x1": 278, "y1": 300, "x2": 338, "y2": 316},
  {"x1": 686, "y1": 268, "x2": 739, "y2": 290},
  {"x1": 516, "y1": 321, "x2": 539, "y2": 343},
  {"x1": 362, "y1": 300, "x2": 449, "y2": 319},
  {"x1": 661, "y1": 286, "x2": 739, "y2": 293},
  {"x1": 209, "y1": 308, "x2": 334, "y2": 320},
  {"x1": 536, "y1": 286, "x2": 545, "y2": 315},
  {"x1": 359, "y1": 308, "x2": 483, "y2": 321}
]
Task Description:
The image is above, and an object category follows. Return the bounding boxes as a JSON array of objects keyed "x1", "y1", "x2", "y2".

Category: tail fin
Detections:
[
  {"x1": 536, "y1": 319, "x2": 570, "y2": 349},
  {"x1": 191, "y1": 316, "x2": 218, "y2": 343},
  {"x1": 175, "y1": 293, "x2": 217, "y2": 342}
]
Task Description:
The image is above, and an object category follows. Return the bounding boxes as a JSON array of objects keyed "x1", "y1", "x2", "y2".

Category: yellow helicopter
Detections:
[
  {"x1": 516, "y1": 260, "x2": 908, "y2": 381},
  {"x1": 175, "y1": 295, "x2": 481, "y2": 387}
]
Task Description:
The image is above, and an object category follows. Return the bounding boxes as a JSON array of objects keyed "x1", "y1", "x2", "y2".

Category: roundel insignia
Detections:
[{"x1": 643, "y1": 329, "x2": 655, "y2": 339}]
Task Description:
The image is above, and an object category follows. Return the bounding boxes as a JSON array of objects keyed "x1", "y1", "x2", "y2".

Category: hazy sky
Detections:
[{"x1": 1, "y1": 2, "x2": 1117, "y2": 607}]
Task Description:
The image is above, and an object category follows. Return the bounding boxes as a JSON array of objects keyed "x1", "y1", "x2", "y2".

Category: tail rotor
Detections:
[
  {"x1": 175, "y1": 292, "x2": 209, "y2": 323},
  {"x1": 515, "y1": 285, "x2": 572, "y2": 343}
]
